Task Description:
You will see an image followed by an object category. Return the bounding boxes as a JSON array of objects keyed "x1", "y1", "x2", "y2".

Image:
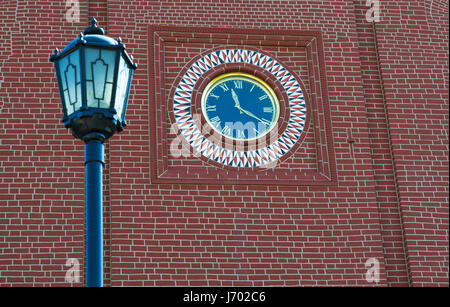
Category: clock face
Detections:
[
  {"x1": 173, "y1": 48, "x2": 307, "y2": 168},
  {"x1": 202, "y1": 73, "x2": 279, "y2": 141}
]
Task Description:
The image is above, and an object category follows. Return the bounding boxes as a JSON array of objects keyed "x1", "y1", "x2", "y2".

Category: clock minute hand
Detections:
[
  {"x1": 240, "y1": 108, "x2": 271, "y2": 125},
  {"x1": 231, "y1": 89, "x2": 270, "y2": 125}
]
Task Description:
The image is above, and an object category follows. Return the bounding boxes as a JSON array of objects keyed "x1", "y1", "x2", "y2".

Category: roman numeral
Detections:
[
  {"x1": 219, "y1": 83, "x2": 229, "y2": 92},
  {"x1": 210, "y1": 93, "x2": 219, "y2": 99},
  {"x1": 259, "y1": 94, "x2": 268, "y2": 101},
  {"x1": 221, "y1": 125, "x2": 231, "y2": 136},
  {"x1": 206, "y1": 105, "x2": 216, "y2": 112},
  {"x1": 233, "y1": 80, "x2": 243, "y2": 89},
  {"x1": 210, "y1": 116, "x2": 221, "y2": 127},
  {"x1": 236, "y1": 130, "x2": 245, "y2": 139},
  {"x1": 263, "y1": 107, "x2": 273, "y2": 113}
]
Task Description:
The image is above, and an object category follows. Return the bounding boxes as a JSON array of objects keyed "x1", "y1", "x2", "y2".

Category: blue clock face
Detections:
[{"x1": 201, "y1": 72, "x2": 280, "y2": 141}]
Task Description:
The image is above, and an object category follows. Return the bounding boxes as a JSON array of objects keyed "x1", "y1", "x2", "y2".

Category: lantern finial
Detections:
[{"x1": 83, "y1": 17, "x2": 105, "y2": 35}]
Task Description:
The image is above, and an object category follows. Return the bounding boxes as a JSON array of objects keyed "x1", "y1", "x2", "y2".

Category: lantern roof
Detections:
[{"x1": 49, "y1": 18, "x2": 137, "y2": 70}]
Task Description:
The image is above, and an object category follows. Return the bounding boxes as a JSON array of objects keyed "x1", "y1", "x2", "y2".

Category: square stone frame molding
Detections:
[{"x1": 148, "y1": 25, "x2": 336, "y2": 186}]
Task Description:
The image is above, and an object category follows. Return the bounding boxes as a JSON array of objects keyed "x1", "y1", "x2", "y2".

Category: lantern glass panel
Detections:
[
  {"x1": 84, "y1": 47, "x2": 117, "y2": 109},
  {"x1": 114, "y1": 55, "x2": 131, "y2": 121},
  {"x1": 58, "y1": 49, "x2": 82, "y2": 116}
]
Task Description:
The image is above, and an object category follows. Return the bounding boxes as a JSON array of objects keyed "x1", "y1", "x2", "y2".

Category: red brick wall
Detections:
[
  {"x1": 353, "y1": 0, "x2": 410, "y2": 287},
  {"x1": 0, "y1": 0, "x2": 447, "y2": 287},
  {"x1": 371, "y1": 0, "x2": 449, "y2": 286}
]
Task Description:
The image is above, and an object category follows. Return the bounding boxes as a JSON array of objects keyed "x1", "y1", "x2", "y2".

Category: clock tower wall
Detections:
[{"x1": 0, "y1": 0, "x2": 447, "y2": 287}]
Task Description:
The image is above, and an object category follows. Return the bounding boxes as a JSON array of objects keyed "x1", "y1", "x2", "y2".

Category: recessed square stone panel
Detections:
[{"x1": 148, "y1": 25, "x2": 336, "y2": 185}]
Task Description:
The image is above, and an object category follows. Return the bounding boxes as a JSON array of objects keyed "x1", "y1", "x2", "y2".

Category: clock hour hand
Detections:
[{"x1": 231, "y1": 89, "x2": 243, "y2": 114}]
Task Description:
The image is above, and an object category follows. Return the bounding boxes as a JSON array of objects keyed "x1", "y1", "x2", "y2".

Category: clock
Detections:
[
  {"x1": 173, "y1": 48, "x2": 307, "y2": 168},
  {"x1": 201, "y1": 72, "x2": 280, "y2": 141}
]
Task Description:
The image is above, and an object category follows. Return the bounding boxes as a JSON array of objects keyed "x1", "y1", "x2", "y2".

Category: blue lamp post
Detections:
[{"x1": 50, "y1": 18, "x2": 137, "y2": 287}]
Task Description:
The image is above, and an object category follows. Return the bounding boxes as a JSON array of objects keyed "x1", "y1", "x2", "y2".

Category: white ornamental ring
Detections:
[{"x1": 173, "y1": 48, "x2": 307, "y2": 168}]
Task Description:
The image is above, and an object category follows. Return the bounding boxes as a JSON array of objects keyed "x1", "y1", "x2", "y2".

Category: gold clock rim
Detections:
[{"x1": 200, "y1": 72, "x2": 280, "y2": 142}]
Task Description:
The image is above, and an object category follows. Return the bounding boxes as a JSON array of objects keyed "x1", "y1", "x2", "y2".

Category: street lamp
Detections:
[{"x1": 50, "y1": 18, "x2": 137, "y2": 287}]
